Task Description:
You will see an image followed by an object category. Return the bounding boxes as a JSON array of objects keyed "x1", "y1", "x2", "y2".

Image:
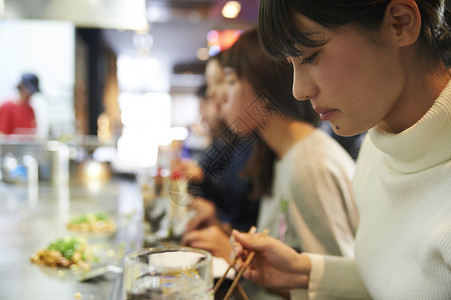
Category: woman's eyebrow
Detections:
[
  {"x1": 223, "y1": 67, "x2": 233, "y2": 74},
  {"x1": 292, "y1": 33, "x2": 329, "y2": 54}
]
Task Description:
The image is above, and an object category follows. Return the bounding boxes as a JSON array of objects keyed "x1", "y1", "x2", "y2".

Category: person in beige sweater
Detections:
[
  {"x1": 182, "y1": 28, "x2": 359, "y2": 299},
  {"x1": 232, "y1": 0, "x2": 451, "y2": 299}
]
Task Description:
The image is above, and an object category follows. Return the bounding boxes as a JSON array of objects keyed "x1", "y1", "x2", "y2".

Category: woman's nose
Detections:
[
  {"x1": 292, "y1": 67, "x2": 317, "y2": 101},
  {"x1": 206, "y1": 87, "x2": 215, "y2": 100}
]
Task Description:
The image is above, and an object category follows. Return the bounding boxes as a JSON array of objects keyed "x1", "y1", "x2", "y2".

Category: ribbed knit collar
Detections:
[{"x1": 369, "y1": 79, "x2": 451, "y2": 174}]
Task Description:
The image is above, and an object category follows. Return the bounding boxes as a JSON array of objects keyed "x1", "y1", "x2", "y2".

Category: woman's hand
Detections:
[
  {"x1": 185, "y1": 197, "x2": 220, "y2": 232},
  {"x1": 181, "y1": 225, "x2": 233, "y2": 262},
  {"x1": 172, "y1": 159, "x2": 204, "y2": 184},
  {"x1": 232, "y1": 230, "x2": 311, "y2": 290}
]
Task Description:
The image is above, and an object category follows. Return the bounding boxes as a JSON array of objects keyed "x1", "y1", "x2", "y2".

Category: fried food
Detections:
[
  {"x1": 67, "y1": 212, "x2": 116, "y2": 233},
  {"x1": 30, "y1": 236, "x2": 95, "y2": 270}
]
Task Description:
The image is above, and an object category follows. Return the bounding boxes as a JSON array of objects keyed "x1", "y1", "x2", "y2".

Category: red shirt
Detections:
[{"x1": 0, "y1": 100, "x2": 36, "y2": 135}]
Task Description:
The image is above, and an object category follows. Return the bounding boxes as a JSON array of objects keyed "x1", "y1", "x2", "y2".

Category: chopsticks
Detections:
[
  {"x1": 214, "y1": 226, "x2": 256, "y2": 294},
  {"x1": 236, "y1": 283, "x2": 250, "y2": 300},
  {"x1": 214, "y1": 226, "x2": 267, "y2": 300}
]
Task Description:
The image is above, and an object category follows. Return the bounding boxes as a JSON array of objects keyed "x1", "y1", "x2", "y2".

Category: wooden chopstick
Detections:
[
  {"x1": 236, "y1": 282, "x2": 250, "y2": 300},
  {"x1": 214, "y1": 226, "x2": 256, "y2": 295},
  {"x1": 213, "y1": 257, "x2": 236, "y2": 294},
  {"x1": 214, "y1": 258, "x2": 237, "y2": 294},
  {"x1": 215, "y1": 265, "x2": 250, "y2": 299},
  {"x1": 223, "y1": 228, "x2": 268, "y2": 300}
]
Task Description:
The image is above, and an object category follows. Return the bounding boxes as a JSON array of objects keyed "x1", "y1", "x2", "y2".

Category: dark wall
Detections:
[{"x1": 76, "y1": 28, "x2": 106, "y2": 136}]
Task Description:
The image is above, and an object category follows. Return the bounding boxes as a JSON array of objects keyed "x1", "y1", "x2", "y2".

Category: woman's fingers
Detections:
[
  {"x1": 181, "y1": 230, "x2": 214, "y2": 251},
  {"x1": 187, "y1": 240, "x2": 215, "y2": 252},
  {"x1": 181, "y1": 229, "x2": 202, "y2": 245},
  {"x1": 232, "y1": 229, "x2": 269, "y2": 251},
  {"x1": 182, "y1": 226, "x2": 233, "y2": 261},
  {"x1": 184, "y1": 215, "x2": 205, "y2": 232}
]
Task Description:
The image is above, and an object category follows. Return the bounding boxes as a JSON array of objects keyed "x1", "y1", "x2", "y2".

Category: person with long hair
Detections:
[
  {"x1": 182, "y1": 28, "x2": 359, "y2": 299},
  {"x1": 232, "y1": 0, "x2": 451, "y2": 299},
  {"x1": 174, "y1": 53, "x2": 260, "y2": 234}
]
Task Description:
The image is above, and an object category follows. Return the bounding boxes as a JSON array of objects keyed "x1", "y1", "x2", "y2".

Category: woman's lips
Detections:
[{"x1": 315, "y1": 108, "x2": 337, "y2": 121}]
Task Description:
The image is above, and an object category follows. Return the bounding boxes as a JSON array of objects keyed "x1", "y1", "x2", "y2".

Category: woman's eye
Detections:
[
  {"x1": 301, "y1": 52, "x2": 318, "y2": 65},
  {"x1": 225, "y1": 76, "x2": 235, "y2": 85}
]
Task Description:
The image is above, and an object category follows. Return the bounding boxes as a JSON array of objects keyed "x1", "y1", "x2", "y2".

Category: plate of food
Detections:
[
  {"x1": 30, "y1": 236, "x2": 97, "y2": 271},
  {"x1": 67, "y1": 212, "x2": 116, "y2": 234}
]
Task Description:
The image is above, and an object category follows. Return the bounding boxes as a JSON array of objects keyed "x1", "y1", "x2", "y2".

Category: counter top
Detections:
[{"x1": 0, "y1": 177, "x2": 144, "y2": 300}]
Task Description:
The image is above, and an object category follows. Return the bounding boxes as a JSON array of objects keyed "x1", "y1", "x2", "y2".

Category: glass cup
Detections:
[
  {"x1": 138, "y1": 167, "x2": 171, "y2": 243},
  {"x1": 123, "y1": 246, "x2": 213, "y2": 300}
]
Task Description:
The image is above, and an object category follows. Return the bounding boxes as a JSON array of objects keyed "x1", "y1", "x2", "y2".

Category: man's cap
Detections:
[{"x1": 19, "y1": 73, "x2": 40, "y2": 93}]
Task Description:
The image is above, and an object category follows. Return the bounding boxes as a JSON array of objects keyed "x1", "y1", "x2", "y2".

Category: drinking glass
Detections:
[
  {"x1": 123, "y1": 246, "x2": 213, "y2": 300},
  {"x1": 138, "y1": 168, "x2": 171, "y2": 243}
]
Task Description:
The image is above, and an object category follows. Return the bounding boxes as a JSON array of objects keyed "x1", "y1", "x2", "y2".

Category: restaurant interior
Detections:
[
  {"x1": 0, "y1": 1, "x2": 261, "y2": 299},
  {"x1": 1, "y1": 0, "x2": 450, "y2": 300}
]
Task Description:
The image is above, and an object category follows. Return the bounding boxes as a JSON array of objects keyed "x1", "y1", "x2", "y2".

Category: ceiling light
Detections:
[
  {"x1": 209, "y1": 45, "x2": 221, "y2": 56},
  {"x1": 222, "y1": 1, "x2": 241, "y2": 19},
  {"x1": 207, "y1": 30, "x2": 219, "y2": 43}
]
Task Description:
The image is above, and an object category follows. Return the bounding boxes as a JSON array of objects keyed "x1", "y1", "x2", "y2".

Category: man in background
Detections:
[{"x1": 0, "y1": 73, "x2": 40, "y2": 135}]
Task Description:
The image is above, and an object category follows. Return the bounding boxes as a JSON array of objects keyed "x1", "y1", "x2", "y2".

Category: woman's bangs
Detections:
[{"x1": 258, "y1": 0, "x2": 326, "y2": 58}]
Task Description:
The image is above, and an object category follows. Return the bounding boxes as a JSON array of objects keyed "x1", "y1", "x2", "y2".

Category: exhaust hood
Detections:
[{"x1": 1, "y1": 0, "x2": 148, "y2": 30}]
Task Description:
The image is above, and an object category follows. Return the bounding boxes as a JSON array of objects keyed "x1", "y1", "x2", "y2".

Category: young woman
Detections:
[
  {"x1": 233, "y1": 0, "x2": 451, "y2": 299},
  {"x1": 174, "y1": 53, "x2": 260, "y2": 233},
  {"x1": 182, "y1": 28, "x2": 359, "y2": 299}
]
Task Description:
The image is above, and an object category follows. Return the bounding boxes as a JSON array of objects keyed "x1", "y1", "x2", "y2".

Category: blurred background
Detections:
[
  {"x1": 1, "y1": 0, "x2": 450, "y2": 181},
  {"x1": 0, "y1": 0, "x2": 259, "y2": 177}
]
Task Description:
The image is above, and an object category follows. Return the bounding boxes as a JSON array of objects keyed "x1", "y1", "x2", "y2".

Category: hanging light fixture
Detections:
[{"x1": 222, "y1": 1, "x2": 241, "y2": 19}]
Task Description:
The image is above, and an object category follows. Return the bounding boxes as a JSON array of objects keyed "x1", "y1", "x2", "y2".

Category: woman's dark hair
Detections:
[
  {"x1": 208, "y1": 49, "x2": 226, "y2": 67},
  {"x1": 259, "y1": 0, "x2": 451, "y2": 68},
  {"x1": 222, "y1": 28, "x2": 319, "y2": 125},
  {"x1": 222, "y1": 28, "x2": 320, "y2": 199},
  {"x1": 196, "y1": 83, "x2": 208, "y2": 100}
]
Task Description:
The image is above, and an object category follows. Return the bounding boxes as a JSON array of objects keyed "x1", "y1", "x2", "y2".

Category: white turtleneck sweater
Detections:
[{"x1": 292, "y1": 80, "x2": 451, "y2": 300}]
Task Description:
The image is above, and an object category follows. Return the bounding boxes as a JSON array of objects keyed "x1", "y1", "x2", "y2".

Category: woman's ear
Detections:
[{"x1": 384, "y1": 0, "x2": 421, "y2": 47}]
